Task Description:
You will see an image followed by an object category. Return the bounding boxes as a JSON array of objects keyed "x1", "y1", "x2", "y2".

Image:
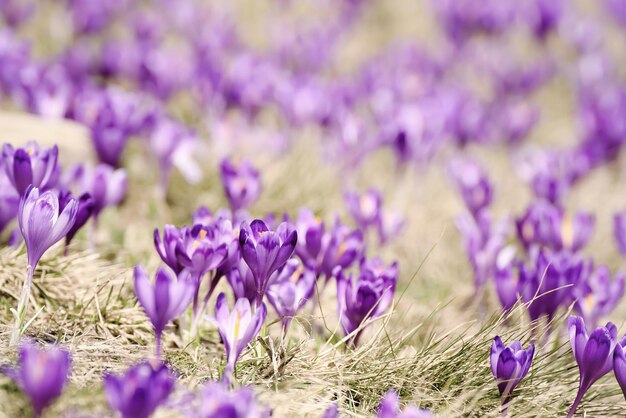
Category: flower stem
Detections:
[
  {"x1": 567, "y1": 384, "x2": 586, "y2": 418},
  {"x1": 10, "y1": 265, "x2": 34, "y2": 346},
  {"x1": 155, "y1": 332, "x2": 162, "y2": 360}
]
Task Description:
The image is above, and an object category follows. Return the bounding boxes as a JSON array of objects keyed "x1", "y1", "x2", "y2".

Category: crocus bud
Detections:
[
  {"x1": 219, "y1": 157, "x2": 262, "y2": 212},
  {"x1": 239, "y1": 220, "x2": 297, "y2": 306},
  {"x1": 72, "y1": 164, "x2": 127, "y2": 220},
  {"x1": 214, "y1": 292, "x2": 266, "y2": 378},
  {"x1": 19, "y1": 187, "x2": 78, "y2": 268},
  {"x1": 336, "y1": 260, "x2": 397, "y2": 346},
  {"x1": 58, "y1": 189, "x2": 95, "y2": 248},
  {"x1": 344, "y1": 189, "x2": 382, "y2": 232},
  {"x1": 567, "y1": 316, "x2": 617, "y2": 417},
  {"x1": 266, "y1": 258, "x2": 315, "y2": 333},
  {"x1": 448, "y1": 158, "x2": 493, "y2": 216},
  {"x1": 294, "y1": 208, "x2": 324, "y2": 271},
  {"x1": 104, "y1": 361, "x2": 175, "y2": 418},
  {"x1": 490, "y1": 336, "x2": 534, "y2": 410},
  {"x1": 134, "y1": 265, "x2": 194, "y2": 357},
  {"x1": 613, "y1": 336, "x2": 626, "y2": 400},
  {"x1": 1, "y1": 342, "x2": 71, "y2": 417},
  {"x1": 2, "y1": 142, "x2": 58, "y2": 196}
]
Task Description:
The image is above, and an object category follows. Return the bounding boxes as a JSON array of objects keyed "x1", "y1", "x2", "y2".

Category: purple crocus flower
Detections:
[
  {"x1": 134, "y1": 265, "x2": 194, "y2": 358},
  {"x1": 524, "y1": 0, "x2": 564, "y2": 41},
  {"x1": 2, "y1": 142, "x2": 58, "y2": 196},
  {"x1": 518, "y1": 249, "x2": 585, "y2": 321},
  {"x1": 226, "y1": 259, "x2": 257, "y2": 305},
  {"x1": 0, "y1": 343, "x2": 71, "y2": 418},
  {"x1": 614, "y1": 210, "x2": 626, "y2": 256},
  {"x1": 448, "y1": 158, "x2": 492, "y2": 217},
  {"x1": 376, "y1": 209, "x2": 405, "y2": 245},
  {"x1": 494, "y1": 246, "x2": 519, "y2": 312},
  {"x1": 68, "y1": 164, "x2": 127, "y2": 222},
  {"x1": 191, "y1": 382, "x2": 271, "y2": 418},
  {"x1": 13, "y1": 187, "x2": 78, "y2": 345},
  {"x1": 239, "y1": 220, "x2": 297, "y2": 306},
  {"x1": 344, "y1": 189, "x2": 382, "y2": 232},
  {"x1": 294, "y1": 208, "x2": 325, "y2": 271},
  {"x1": 266, "y1": 258, "x2": 316, "y2": 333},
  {"x1": 323, "y1": 403, "x2": 340, "y2": 418},
  {"x1": 0, "y1": 0, "x2": 34, "y2": 28},
  {"x1": 377, "y1": 390, "x2": 432, "y2": 418},
  {"x1": 490, "y1": 336, "x2": 534, "y2": 411},
  {"x1": 220, "y1": 158, "x2": 262, "y2": 212},
  {"x1": 336, "y1": 260, "x2": 397, "y2": 346},
  {"x1": 613, "y1": 336, "x2": 626, "y2": 401},
  {"x1": 58, "y1": 189, "x2": 94, "y2": 250},
  {"x1": 319, "y1": 218, "x2": 364, "y2": 280},
  {"x1": 19, "y1": 187, "x2": 78, "y2": 269},
  {"x1": 574, "y1": 266, "x2": 625, "y2": 331},
  {"x1": 567, "y1": 316, "x2": 618, "y2": 417},
  {"x1": 104, "y1": 360, "x2": 175, "y2": 418},
  {"x1": 214, "y1": 292, "x2": 267, "y2": 380}
]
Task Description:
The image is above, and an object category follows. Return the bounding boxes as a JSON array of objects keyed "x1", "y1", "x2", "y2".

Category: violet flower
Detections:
[
  {"x1": 448, "y1": 158, "x2": 493, "y2": 217},
  {"x1": 191, "y1": 382, "x2": 270, "y2": 418},
  {"x1": 319, "y1": 218, "x2": 364, "y2": 280},
  {"x1": 490, "y1": 336, "x2": 534, "y2": 412},
  {"x1": 377, "y1": 390, "x2": 433, "y2": 418},
  {"x1": 58, "y1": 189, "x2": 94, "y2": 250},
  {"x1": 134, "y1": 265, "x2": 195, "y2": 358},
  {"x1": 266, "y1": 258, "x2": 316, "y2": 334},
  {"x1": 524, "y1": 0, "x2": 564, "y2": 41},
  {"x1": 613, "y1": 336, "x2": 626, "y2": 401},
  {"x1": 220, "y1": 158, "x2": 262, "y2": 212},
  {"x1": 614, "y1": 210, "x2": 626, "y2": 256},
  {"x1": 75, "y1": 164, "x2": 127, "y2": 222},
  {"x1": 2, "y1": 142, "x2": 58, "y2": 196},
  {"x1": 294, "y1": 208, "x2": 325, "y2": 271},
  {"x1": 239, "y1": 220, "x2": 297, "y2": 307},
  {"x1": 336, "y1": 260, "x2": 397, "y2": 346},
  {"x1": 494, "y1": 246, "x2": 519, "y2": 312},
  {"x1": 13, "y1": 187, "x2": 77, "y2": 345},
  {"x1": 0, "y1": 0, "x2": 34, "y2": 28},
  {"x1": 0, "y1": 342, "x2": 71, "y2": 418},
  {"x1": 567, "y1": 316, "x2": 617, "y2": 417},
  {"x1": 573, "y1": 265, "x2": 625, "y2": 331},
  {"x1": 104, "y1": 360, "x2": 175, "y2": 418},
  {"x1": 344, "y1": 189, "x2": 382, "y2": 232},
  {"x1": 214, "y1": 292, "x2": 267, "y2": 381},
  {"x1": 323, "y1": 404, "x2": 340, "y2": 418},
  {"x1": 0, "y1": 171, "x2": 19, "y2": 236},
  {"x1": 226, "y1": 259, "x2": 257, "y2": 305}
]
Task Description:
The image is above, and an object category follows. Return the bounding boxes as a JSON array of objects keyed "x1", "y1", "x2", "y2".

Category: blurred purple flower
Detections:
[
  {"x1": 523, "y1": 0, "x2": 564, "y2": 41},
  {"x1": 266, "y1": 258, "x2": 316, "y2": 333},
  {"x1": 614, "y1": 210, "x2": 626, "y2": 255},
  {"x1": 58, "y1": 189, "x2": 94, "y2": 249},
  {"x1": 0, "y1": 0, "x2": 33, "y2": 28},
  {"x1": 336, "y1": 260, "x2": 397, "y2": 346},
  {"x1": 104, "y1": 360, "x2": 175, "y2": 418},
  {"x1": 490, "y1": 336, "x2": 534, "y2": 410},
  {"x1": 323, "y1": 403, "x2": 340, "y2": 418},
  {"x1": 2, "y1": 142, "x2": 58, "y2": 196},
  {"x1": 344, "y1": 189, "x2": 382, "y2": 232},
  {"x1": 220, "y1": 158, "x2": 262, "y2": 212},
  {"x1": 377, "y1": 390, "x2": 432, "y2": 418},
  {"x1": 0, "y1": 171, "x2": 19, "y2": 236},
  {"x1": 191, "y1": 382, "x2": 270, "y2": 418},
  {"x1": 214, "y1": 292, "x2": 266, "y2": 379},
  {"x1": 567, "y1": 316, "x2": 617, "y2": 417},
  {"x1": 319, "y1": 218, "x2": 364, "y2": 280},
  {"x1": 448, "y1": 158, "x2": 492, "y2": 216},
  {"x1": 68, "y1": 164, "x2": 127, "y2": 221},
  {"x1": 613, "y1": 336, "x2": 626, "y2": 401},
  {"x1": 226, "y1": 258, "x2": 257, "y2": 305},
  {"x1": 134, "y1": 265, "x2": 194, "y2": 358},
  {"x1": 494, "y1": 246, "x2": 519, "y2": 312},
  {"x1": 294, "y1": 208, "x2": 325, "y2": 271},
  {"x1": 239, "y1": 220, "x2": 297, "y2": 306},
  {"x1": 573, "y1": 265, "x2": 624, "y2": 331},
  {"x1": 0, "y1": 342, "x2": 71, "y2": 418},
  {"x1": 68, "y1": 0, "x2": 126, "y2": 34}
]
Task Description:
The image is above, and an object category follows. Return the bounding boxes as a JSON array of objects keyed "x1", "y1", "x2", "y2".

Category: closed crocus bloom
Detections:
[
  {"x1": 574, "y1": 266, "x2": 625, "y2": 330},
  {"x1": 19, "y1": 187, "x2": 78, "y2": 269},
  {"x1": 336, "y1": 261, "x2": 397, "y2": 346},
  {"x1": 613, "y1": 336, "x2": 626, "y2": 400},
  {"x1": 319, "y1": 218, "x2": 364, "y2": 280},
  {"x1": 266, "y1": 258, "x2": 316, "y2": 333},
  {"x1": 344, "y1": 189, "x2": 382, "y2": 232},
  {"x1": 219, "y1": 157, "x2": 262, "y2": 212},
  {"x1": 567, "y1": 316, "x2": 618, "y2": 417},
  {"x1": 0, "y1": 343, "x2": 71, "y2": 418},
  {"x1": 239, "y1": 220, "x2": 297, "y2": 306},
  {"x1": 58, "y1": 189, "x2": 95, "y2": 250},
  {"x1": 104, "y1": 361, "x2": 175, "y2": 418},
  {"x1": 377, "y1": 390, "x2": 432, "y2": 418},
  {"x1": 2, "y1": 142, "x2": 58, "y2": 196},
  {"x1": 226, "y1": 259, "x2": 257, "y2": 305},
  {"x1": 192, "y1": 382, "x2": 270, "y2": 418},
  {"x1": 494, "y1": 246, "x2": 519, "y2": 312},
  {"x1": 448, "y1": 158, "x2": 493, "y2": 216},
  {"x1": 154, "y1": 224, "x2": 184, "y2": 273},
  {"x1": 214, "y1": 292, "x2": 266, "y2": 380},
  {"x1": 294, "y1": 208, "x2": 325, "y2": 270},
  {"x1": 0, "y1": 171, "x2": 19, "y2": 236},
  {"x1": 515, "y1": 201, "x2": 561, "y2": 251},
  {"x1": 376, "y1": 209, "x2": 405, "y2": 245},
  {"x1": 134, "y1": 265, "x2": 194, "y2": 358},
  {"x1": 77, "y1": 164, "x2": 127, "y2": 221},
  {"x1": 614, "y1": 210, "x2": 626, "y2": 255},
  {"x1": 490, "y1": 337, "x2": 534, "y2": 411}
]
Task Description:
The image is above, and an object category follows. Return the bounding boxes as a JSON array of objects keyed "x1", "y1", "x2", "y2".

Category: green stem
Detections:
[{"x1": 10, "y1": 265, "x2": 34, "y2": 346}]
